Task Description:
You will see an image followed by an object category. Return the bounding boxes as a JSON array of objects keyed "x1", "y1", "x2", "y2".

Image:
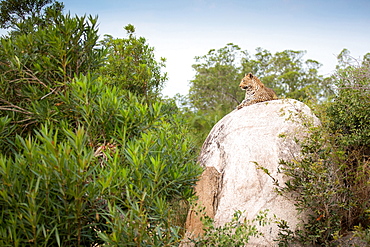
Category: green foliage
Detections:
[
  {"x1": 0, "y1": 0, "x2": 63, "y2": 29},
  {"x1": 97, "y1": 118, "x2": 201, "y2": 245},
  {"x1": 99, "y1": 24, "x2": 167, "y2": 99},
  {"x1": 279, "y1": 127, "x2": 347, "y2": 245},
  {"x1": 0, "y1": 10, "x2": 104, "y2": 86},
  {"x1": 0, "y1": 116, "x2": 16, "y2": 154},
  {"x1": 0, "y1": 117, "x2": 201, "y2": 246},
  {"x1": 352, "y1": 224, "x2": 370, "y2": 245},
  {"x1": 191, "y1": 210, "x2": 270, "y2": 246},
  {"x1": 189, "y1": 43, "x2": 244, "y2": 112},
  {"x1": 274, "y1": 219, "x2": 296, "y2": 247},
  {"x1": 0, "y1": 5, "x2": 202, "y2": 246},
  {"x1": 0, "y1": 126, "x2": 105, "y2": 246},
  {"x1": 186, "y1": 44, "x2": 245, "y2": 150},
  {"x1": 0, "y1": 9, "x2": 105, "y2": 138},
  {"x1": 327, "y1": 59, "x2": 370, "y2": 148},
  {"x1": 0, "y1": 75, "x2": 202, "y2": 246},
  {"x1": 241, "y1": 48, "x2": 331, "y2": 102},
  {"x1": 276, "y1": 54, "x2": 370, "y2": 245},
  {"x1": 57, "y1": 74, "x2": 167, "y2": 145}
]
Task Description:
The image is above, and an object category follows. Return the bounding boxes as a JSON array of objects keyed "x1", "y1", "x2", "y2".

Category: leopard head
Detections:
[{"x1": 239, "y1": 73, "x2": 259, "y2": 91}]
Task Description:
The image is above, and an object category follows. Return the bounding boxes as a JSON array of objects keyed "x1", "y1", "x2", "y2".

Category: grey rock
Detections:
[{"x1": 183, "y1": 99, "x2": 320, "y2": 246}]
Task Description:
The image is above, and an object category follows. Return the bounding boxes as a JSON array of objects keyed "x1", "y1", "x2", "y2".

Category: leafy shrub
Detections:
[
  {"x1": 327, "y1": 60, "x2": 370, "y2": 149},
  {"x1": 278, "y1": 58, "x2": 370, "y2": 245},
  {"x1": 1, "y1": 26, "x2": 201, "y2": 245},
  {"x1": 0, "y1": 125, "x2": 105, "y2": 246},
  {"x1": 279, "y1": 127, "x2": 348, "y2": 245},
  {"x1": 99, "y1": 24, "x2": 167, "y2": 99},
  {"x1": 0, "y1": 8, "x2": 105, "y2": 137},
  {"x1": 0, "y1": 3, "x2": 199, "y2": 246},
  {"x1": 97, "y1": 119, "x2": 201, "y2": 245},
  {"x1": 190, "y1": 210, "x2": 270, "y2": 247},
  {"x1": 0, "y1": 84, "x2": 202, "y2": 246}
]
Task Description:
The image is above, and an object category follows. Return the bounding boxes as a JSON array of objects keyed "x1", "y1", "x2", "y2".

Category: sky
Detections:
[{"x1": 2, "y1": 0, "x2": 370, "y2": 97}]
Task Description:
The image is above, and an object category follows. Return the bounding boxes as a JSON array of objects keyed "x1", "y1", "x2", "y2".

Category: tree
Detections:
[
  {"x1": 185, "y1": 43, "x2": 245, "y2": 148},
  {"x1": 189, "y1": 43, "x2": 244, "y2": 113},
  {"x1": 277, "y1": 51, "x2": 370, "y2": 245},
  {"x1": 189, "y1": 44, "x2": 328, "y2": 115},
  {"x1": 0, "y1": 0, "x2": 63, "y2": 29},
  {"x1": 0, "y1": 75, "x2": 202, "y2": 246},
  {"x1": 327, "y1": 50, "x2": 370, "y2": 149},
  {"x1": 99, "y1": 24, "x2": 167, "y2": 100},
  {"x1": 0, "y1": 8, "x2": 105, "y2": 134},
  {"x1": 242, "y1": 49, "x2": 330, "y2": 101},
  {"x1": 0, "y1": 3, "x2": 202, "y2": 246}
]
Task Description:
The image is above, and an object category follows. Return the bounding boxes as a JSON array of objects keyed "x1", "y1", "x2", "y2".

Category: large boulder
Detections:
[{"x1": 183, "y1": 99, "x2": 319, "y2": 246}]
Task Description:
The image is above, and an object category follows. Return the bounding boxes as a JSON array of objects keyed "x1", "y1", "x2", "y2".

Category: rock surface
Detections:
[{"x1": 183, "y1": 99, "x2": 320, "y2": 246}]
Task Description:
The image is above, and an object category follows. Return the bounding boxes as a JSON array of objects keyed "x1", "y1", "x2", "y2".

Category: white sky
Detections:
[{"x1": 1, "y1": 0, "x2": 370, "y2": 97}]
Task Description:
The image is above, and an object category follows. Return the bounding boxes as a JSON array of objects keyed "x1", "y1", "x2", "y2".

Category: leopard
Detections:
[{"x1": 236, "y1": 73, "x2": 278, "y2": 109}]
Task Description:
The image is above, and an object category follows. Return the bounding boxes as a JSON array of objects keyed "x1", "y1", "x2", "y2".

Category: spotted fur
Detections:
[{"x1": 237, "y1": 73, "x2": 278, "y2": 109}]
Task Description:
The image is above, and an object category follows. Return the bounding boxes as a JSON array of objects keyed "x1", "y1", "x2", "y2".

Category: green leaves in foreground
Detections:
[
  {"x1": 0, "y1": 120, "x2": 201, "y2": 246},
  {"x1": 0, "y1": 5, "x2": 199, "y2": 245},
  {"x1": 0, "y1": 74, "x2": 202, "y2": 246},
  {"x1": 0, "y1": 126, "x2": 101, "y2": 246},
  {"x1": 191, "y1": 210, "x2": 270, "y2": 247}
]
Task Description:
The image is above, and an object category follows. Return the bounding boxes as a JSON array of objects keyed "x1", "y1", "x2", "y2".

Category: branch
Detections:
[
  {"x1": 224, "y1": 91, "x2": 240, "y2": 104},
  {"x1": 22, "y1": 68, "x2": 48, "y2": 88},
  {"x1": 0, "y1": 99, "x2": 32, "y2": 115},
  {"x1": 40, "y1": 87, "x2": 57, "y2": 100}
]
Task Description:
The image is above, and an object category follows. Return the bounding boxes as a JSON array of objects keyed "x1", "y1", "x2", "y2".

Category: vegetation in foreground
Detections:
[
  {"x1": 0, "y1": 1, "x2": 201, "y2": 245},
  {"x1": 0, "y1": 0, "x2": 369, "y2": 246}
]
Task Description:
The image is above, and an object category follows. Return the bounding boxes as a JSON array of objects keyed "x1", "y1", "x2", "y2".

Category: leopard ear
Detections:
[{"x1": 248, "y1": 73, "x2": 253, "y2": 79}]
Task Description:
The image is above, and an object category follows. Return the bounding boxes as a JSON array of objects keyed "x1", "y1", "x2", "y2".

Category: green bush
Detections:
[
  {"x1": 99, "y1": 24, "x2": 167, "y2": 99},
  {"x1": 0, "y1": 125, "x2": 105, "y2": 246},
  {"x1": 189, "y1": 209, "x2": 270, "y2": 247},
  {"x1": 0, "y1": 7, "x2": 202, "y2": 244},
  {"x1": 279, "y1": 127, "x2": 347, "y2": 245},
  {"x1": 0, "y1": 84, "x2": 202, "y2": 245},
  {"x1": 327, "y1": 61, "x2": 370, "y2": 149},
  {"x1": 278, "y1": 58, "x2": 370, "y2": 245},
  {"x1": 0, "y1": 4, "x2": 198, "y2": 246},
  {"x1": 0, "y1": 8, "x2": 105, "y2": 138}
]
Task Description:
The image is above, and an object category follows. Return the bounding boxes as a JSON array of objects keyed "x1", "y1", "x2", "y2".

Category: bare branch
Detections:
[
  {"x1": 0, "y1": 99, "x2": 32, "y2": 115},
  {"x1": 22, "y1": 68, "x2": 48, "y2": 88},
  {"x1": 40, "y1": 87, "x2": 57, "y2": 100}
]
